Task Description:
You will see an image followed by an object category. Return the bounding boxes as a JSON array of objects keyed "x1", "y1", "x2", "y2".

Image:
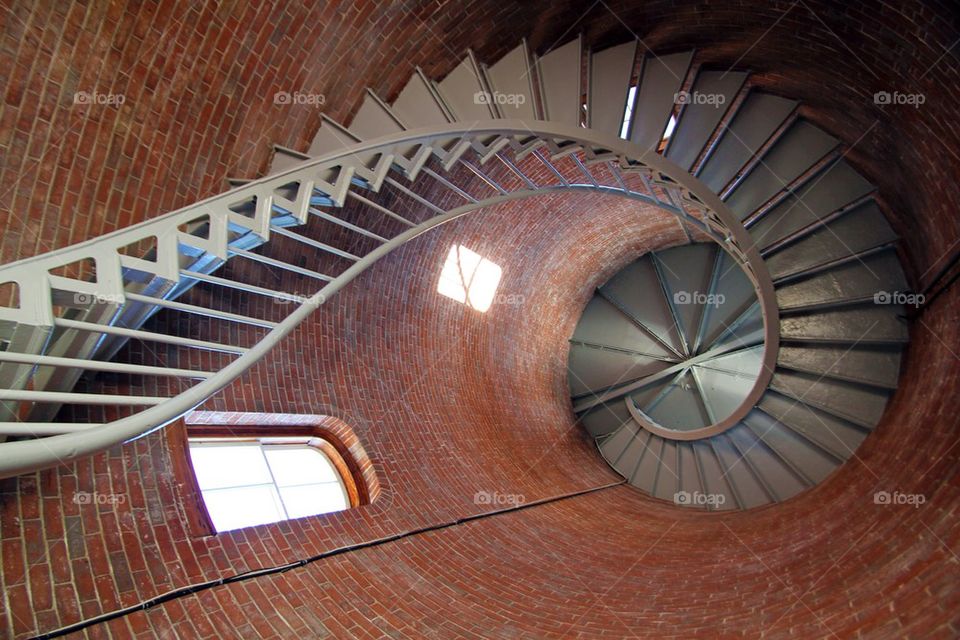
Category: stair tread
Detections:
[
  {"x1": 436, "y1": 53, "x2": 495, "y2": 121},
  {"x1": 777, "y1": 344, "x2": 901, "y2": 388},
  {"x1": 485, "y1": 41, "x2": 539, "y2": 121},
  {"x1": 629, "y1": 51, "x2": 695, "y2": 150},
  {"x1": 770, "y1": 369, "x2": 891, "y2": 428},
  {"x1": 725, "y1": 120, "x2": 840, "y2": 219},
  {"x1": 758, "y1": 390, "x2": 868, "y2": 457},
  {"x1": 391, "y1": 69, "x2": 450, "y2": 128},
  {"x1": 728, "y1": 422, "x2": 807, "y2": 501},
  {"x1": 538, "y1": 37, "x2": 582, "y2": 126},
  {"x1": 779, "y1": 304, "x2": 908, "y2": 344},
  {"x1": 742, "y1": 409, "x2": 839, "y2": 484},
  {"x1": 567, "y1": 343, "x2": 672, "y2": 397},
  {"x1": 588, "y1": 41, "x2": 638, "y2": 137},
  {"x1": 350, "y1": 92, "x2": 405, "y2": 140},
  {"x1": 572, "y1": 296, "x2": 676, "y2": 358},
  {"x1": 765, "y1": 201, "x2": 897, "y2": 280},
  {"x1": 598, "y1": 257, "x2": 686, "y2": 355},
  {"x1": 580, "y1": 400, "x2": 632, "y2": 438},
  {"x1": 698, "y1": 92, "x2": 798, "y2": 193},
  {"x1": 748, "y1": 160, "x2": 875, "y2": 250},
  {"x1": 665, "y1": 70, "x2": 748, "y2": 171},
  {"x1": 775, "y1": 250, "x2": 907, "y2": 311}
]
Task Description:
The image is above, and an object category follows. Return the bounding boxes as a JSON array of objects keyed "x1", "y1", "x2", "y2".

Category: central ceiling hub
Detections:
[{"x1": 568, "y1": 243, "x2": 764, "y2": 437}]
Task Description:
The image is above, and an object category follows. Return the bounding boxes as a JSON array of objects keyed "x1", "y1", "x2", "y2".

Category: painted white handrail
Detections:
[{"x1": 0, "y1": 121, "x2": 779, "y2": 478}]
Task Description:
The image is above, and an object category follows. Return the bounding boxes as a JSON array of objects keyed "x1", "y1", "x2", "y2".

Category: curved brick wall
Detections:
[{"x1": 1, "y1": 1, "x2": 958, "y2": 638}]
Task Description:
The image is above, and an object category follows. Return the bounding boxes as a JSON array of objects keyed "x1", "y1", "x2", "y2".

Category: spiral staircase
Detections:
[{"x1": 0, "y1": 37, "x2": 910, "y2": 510}]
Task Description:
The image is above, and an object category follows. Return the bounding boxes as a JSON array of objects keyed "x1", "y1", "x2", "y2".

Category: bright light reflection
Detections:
[
  {"x1": 437, "y1": 245, "x2": 502, "y2": 313},
  {"x1": 188, "y1": 442, "x2": 348, "y2": 532}
]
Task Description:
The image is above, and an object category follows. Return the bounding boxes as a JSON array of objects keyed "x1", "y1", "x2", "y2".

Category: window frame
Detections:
[{"x1": 170, "y1": 421, "x2": 369, "y2": 536}]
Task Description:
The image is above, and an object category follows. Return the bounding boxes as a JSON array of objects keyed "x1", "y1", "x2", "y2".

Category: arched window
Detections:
[
  {"x1": 188, "y1": 438, "x2": 349, "y2": 532},
  {"x1": 169, "y1": 412, "x2": 378, "y2": 535}
]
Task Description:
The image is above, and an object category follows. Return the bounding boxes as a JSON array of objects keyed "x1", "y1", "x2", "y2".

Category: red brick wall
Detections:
[{"x1": 1, "y1": 0, "x2": 959, "y2": 638}]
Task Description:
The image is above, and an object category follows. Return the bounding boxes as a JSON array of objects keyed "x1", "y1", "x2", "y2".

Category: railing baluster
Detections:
[
  {"x1": 54, "y1": 318, "x2": 248, "y2": 354},
  {"x1": 0, "y1": 423, "x2": 101, "y2": 436},
  {"x1": 346, "y1": 192, "x2": 417, "y2": 227},
  {"x1": 308, "y1": 207, "x2": 389, "y2": 243},
  {"x1": 0, "y1": 389, "x2": 167, "y2": 405},
  {"x1": 459, "y1": 158, "x2": 508, "y2": 195},
  {"x1": 179, "y1": 270, "x2": 313, "y2": 302},
  {"x1": 270, "y1": 227, "x2": 361, "y2": 261},
  {"x1": 123, "y1": 293, "x2": 278, "y2": 329},
  {"x1": 0, "y1": 351, "x2": 214, "y2": 379},
  {"x1": 421, "y1": 166, "x2": 479, "y2": 203},
  {"x1": 495, "y1": 152, "x2": 538, "y2": 190},
  {"x1": 571, "y1": 153, "x2": 600, "y2": 187},
  {"x1": 532, "y1": 149, "x2": 569, "y2": 187},
  {"x1": 229, "y1": 248, "x2": 335, "y2": 281},
  {"x1": 384, "y1": 177, "x2": 447, "y2": 216}
]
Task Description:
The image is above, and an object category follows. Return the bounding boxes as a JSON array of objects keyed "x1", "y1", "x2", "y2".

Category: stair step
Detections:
[
  {"x1": 742, "y1": 409, "x2": 838, "y2": 484},
  {"x1": 757, "y1": 390, "x2": 869, "y2": 459},
  {"x1": 599, "y1": 420, "x2": 640, "y2": 464},
  {"x1": 780, "y1": 304, "x2": 908, "y2": 344},
  {"x1": 748, "y1": 160, "x2": 875, "y2": 249},
  {"x1": 665, "y1": 70, "x2": 748, "y2": 171},
  {"x1": 612, "y1": 427, "x2": 653, "y2": 482},
  {"x1": 710, "y1": 434, "x2": 771, "y2": 508},
  {"x1": 598, "y1": 258, "x2": 685, "y2": 357},
  {"x1": 587, "y1": 40, "x2": 638, "y2": 137},
  {"x1": 692, "y1": 352, "x2": 763, "y2": 421},
  {"x1": 350, "y1": 90, "x2": 406, "y2": 139},
  {"x1": 484, "y1": 40, "x2": 539, "y2": 121},
  {"x1": 537, "y1": 36, "x2": 582, "y2": 127},
  {"x1": 728, "y1": 421, "x2": 807, "y2": 501},
  {"x1": 651, "y1": 244, "x2": 716, "y2": 354},
  {"x1": 646, "y1": 370, "x2": 711, "y2": 431},
  {"x1": 269, "y1": 145, "x2": 311, "y2": 173},
  {"x1": 677, "y1": 443, "x2": 705, "y2": 508},
  {"x1": 697, "y1": 248, "x2": 758, "y2": 349},
  {"x1": 711, "y1": 303, "x2": 765, "y2": 352},
  {"x1": 436, "y1": 51, "x2": 496, "y2": 121},
  {"x1": 653, "y1": 439, "x2": 680, "y2": 501},
  {"x1": 765, "y1": 201, "x2": 897, "y2": 280},
  {"x1": 725, "y1": 120, "x2": 840, "y2": 219},
  {"x1": 307, "y1": 114, "x2": 362, "y2": 158},
  {"x1": 770, "y1": 370, "x2": 891, "y2": 428},
  {"x1": 694, "y1": 441, "x2": 739, "y2": 510},
  {"x1": 777, "y1": 344, "x2": 901, "y2": 388},
  {"x1": 572, "y1": 296, "x2": 676, "y2": 358},
  {"x1": 579, "y1": 399, "x2": 632, "y2": 438},
  {"x1": 697, "y1": 92, "x2": 798, "y2": 193},
  {"x1": 629, "y1": 51, "x2": 695, "y2": 151},
  {"x1": 391, "y1": 67, "x2": 451, "y2": 128},
  {"x1": 775, "y1": 250, "x2": 907, "y2": 311},
  {"x1": 631, "y1": 434, "x2": 663, "y2": 493},
  {"x1": 567, "y1": 343, "x2": 672, "y2": 398}
]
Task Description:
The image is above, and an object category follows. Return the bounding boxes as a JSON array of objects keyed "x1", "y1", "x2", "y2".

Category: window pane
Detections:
[
  {"x1": 188, "y1": 443, "x2": 272, "y2": 490},
  {"x1": 437, "y1": 245, "x2": 503, "y2": 312},
  {"x1": 202, "y1": 485, "x2": 285, "y2": 532},
  {"x1": 263, "y1": 447, "x2": 340, "y2": 486},
  {"x1": 279, "y1": 483, "x2": 347, "y2": 519}
]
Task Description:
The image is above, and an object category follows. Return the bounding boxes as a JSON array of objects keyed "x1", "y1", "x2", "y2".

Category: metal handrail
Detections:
[{"x1": 0, "y1": 121, "x2": 779, "y2": 478}]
